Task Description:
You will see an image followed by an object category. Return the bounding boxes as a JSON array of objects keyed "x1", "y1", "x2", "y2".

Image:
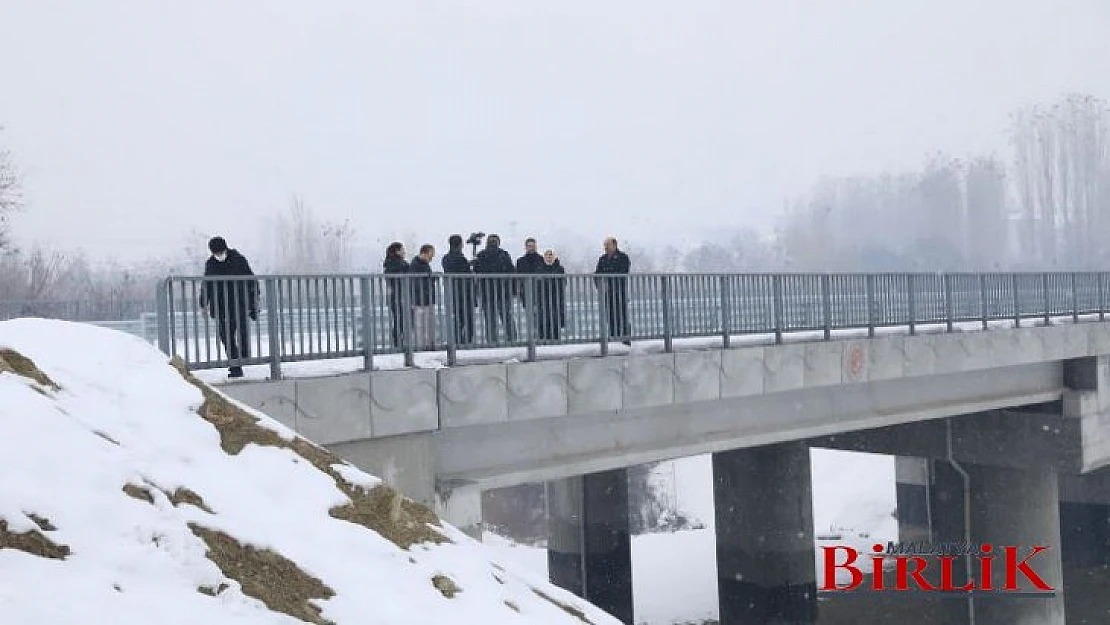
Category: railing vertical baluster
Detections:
[
  {"x1": 1072, "y1": 273, "x2": 1080, "y2": 323},
  {"x1": 1042, "y1": 273, "x2": 1051, "y2": 327},
  {"x1": 720, "y1": 275, "x2": 731, "y2": 348},
  {"x1": 443, "y1": 275, "x2": 458, "y2": 366},
  {"x1": 944, "y1": 274, "x2": 954, "y2": 333},
  {"x1": 1012, "y1": 273, "x2": 1021, "y2": 328},
  {"x1": 772, "y1": 274, "x2": 784, "y2": 344},
  {"x1": 821, "y1": 274, "x2": 832, "y2": 340},
  {"x1": 662, "y1": 276, "x2": 673, "y2": 353},
  {"x1": 402, "y1": 277, "x2": 415, "y2": 367},
  {"x1": 265, "y1": 278, "x2": 282, "y2": 380},
  {"x1": 360, "y1": 277, "x2": 375, "y2": 371}
]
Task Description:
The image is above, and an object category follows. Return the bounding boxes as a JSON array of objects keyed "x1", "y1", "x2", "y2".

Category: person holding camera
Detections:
[
  {"x1": 473, "y1": 233, "x2": 516, "y2": 344},
  {"x1": 198, "y1": 236, "x2": 259, "y2": 379},
  {"x1": 442, "y1": 235, "x2": 476, "y2": 344}
]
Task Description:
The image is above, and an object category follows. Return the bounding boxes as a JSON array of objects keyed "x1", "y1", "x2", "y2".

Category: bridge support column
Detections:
[
  {"x1": 546, "y1": 469, "x2": 633, "y2": 625},
  {"x1": 434, "y1": 479, "x2": 483, "y2": 541},
  {"x1": 930, "y1": 460, "x2": 1064, "y2": 625},
  {"x1": 713, "y1": 442, "x2": 817, "y2": 624},
  {"x1": 1059, "y1": 471, "x2": 1110, "y2": 623},
  {"x1": 896, "y1": 456, "x2": 932, "y2": 542}
]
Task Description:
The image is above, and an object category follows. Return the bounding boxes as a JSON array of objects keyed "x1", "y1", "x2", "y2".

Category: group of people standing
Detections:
[{"x1": 382, "y1": 234, "x2": 632, "y2": 349}]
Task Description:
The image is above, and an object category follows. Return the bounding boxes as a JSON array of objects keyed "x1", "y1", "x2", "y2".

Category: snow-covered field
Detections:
[
  {"x1": 0, "y1": 318, "x2": 622, "y2": 625},
  {"x1": 485, "y1": 451, "x2": 897, "y2": 625}
]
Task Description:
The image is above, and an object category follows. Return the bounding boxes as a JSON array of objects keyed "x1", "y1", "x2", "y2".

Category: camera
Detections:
[{"x1": 466, "y1": 232, "x2": 485, "y2": 247}]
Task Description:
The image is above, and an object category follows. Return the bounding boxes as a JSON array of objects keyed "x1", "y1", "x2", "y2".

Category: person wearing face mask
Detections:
[
  {"x1": 535, "y1": 248, "x2": 567, "y2": 340},
  {"x1": 199, "y1": 236, "x2": 259, "y2": 379}
]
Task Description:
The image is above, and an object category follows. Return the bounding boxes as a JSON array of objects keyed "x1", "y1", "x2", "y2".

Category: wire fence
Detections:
[{"x1": 156, "y1": 272, "x2": 1110, "y2": 378}]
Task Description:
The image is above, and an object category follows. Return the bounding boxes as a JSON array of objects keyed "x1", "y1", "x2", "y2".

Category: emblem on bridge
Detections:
[{"x1": 845, "y1": 342, "x2": 866, "y2": 382}]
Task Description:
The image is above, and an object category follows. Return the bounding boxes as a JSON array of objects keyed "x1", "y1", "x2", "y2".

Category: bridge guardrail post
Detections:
[
  {"x1": 524, "y1": 275, "x2": 536, "y2": 362},
  {"x1": 944, "y1": 274, "x2": 954, "y2": 333},
  {"x1": 598, "y1": 278, "x2": 610, "y2": 357},
  {"x1": 1100, "y1": 272, "x2": 1106, "y2": 322},
  {"x1": 265, "y1": 277, "x2": 282, "y2": 380},
  {"x1": 155, "y1": 279, "x2": 171, "y2": 356},
  {"x1": 979, "y1": 274, "x2": 988, "y2": 330},
  {"x1": 719, "y1": 275, "x2": 731, "y2": 349},
  {"x1": 402, "y1": 277, "x2": 415, "y2": 367},
  {"x1": 1012, "y1": 273, "x2": 1021, "y2": 328},
  {"x1": 662, "y1": 276, "x2": 674, "y2": 352},
  {"x1": 1072, "y1": 273, "x2": 1079, "y2": 323},
  {"x1": 772, "y1": 274, "x2": 784, "y2": 344},
  {"x1": 443, "y1": 275, "x2": 458, "y2": 367},
  {"x1": 865, "y1": 274, "x2": 875, "y2": 338},
  {"x1": 359, "y1": 276, "x2": 375, "y2": 371},
  {"x1": 907, "y1": 274, "x2": 916, "y2": 336},
  {"x1": 820, "y1": 274, "x2": 831, "y2": 340},
  {"x1": 1042, "y1": 273, "x2": 1050, "y2": 327}
]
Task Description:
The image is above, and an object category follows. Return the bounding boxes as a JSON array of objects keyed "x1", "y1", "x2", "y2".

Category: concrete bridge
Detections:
[{"x1": 161, "y1": 271, "x2": 1110, "y2": 624}]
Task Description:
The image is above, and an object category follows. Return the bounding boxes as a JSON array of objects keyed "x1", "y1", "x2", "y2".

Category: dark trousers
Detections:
[
  {"x1": 217, "y1": 311, "x2": 250, "y2": 370},
  {"x1": 537, "y1": 306, "x2": 562, "y2": 340},
  {"x1": 605, "y1": 290, "x2": 630, "y2": 339},
  {"x1": 389, "y1": 299, "x2": 405, "y2": 348},
  {"x1": 453, "y1": 301, "x2": 475, "y2": 344},
  {"x1": 482, "y1": 296, "x2": 516, "y2": 344}
]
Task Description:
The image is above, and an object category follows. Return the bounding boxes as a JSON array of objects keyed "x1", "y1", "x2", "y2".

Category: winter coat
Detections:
[
  {"x1": 408, "y1": 256, "x2": 437, "y2": 306},
  {"x1": 383, "y1": 255, "x2": 409, "y2": 307},
  {"x1": 473, "y1": 245, "x2": 516, "y2": 301},
  {"x1": 200, "y1": 249, "x2": 259, "y2": 318},
  {"x1": 594, "y1": 250, "x2": 631, "y2": 296},
  {"x1": 441, "y1": 250, "x2": 476, "y2": 310},
  {"x1": 516, "y1": 251, "x2": 544, "y2": 274},
  {"x1": 535, "y1": 260, "x2": 567, "y2": 327}
]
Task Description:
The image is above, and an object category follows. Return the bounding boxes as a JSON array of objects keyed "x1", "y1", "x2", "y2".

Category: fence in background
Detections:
[{"x1": 155, "y1": 272, "x2": 1110, "y2": 378}]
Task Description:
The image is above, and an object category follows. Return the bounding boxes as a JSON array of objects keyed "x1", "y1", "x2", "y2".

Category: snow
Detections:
[
  {"x1": 0, "y1": 318, "x2": 622, "y2": 625},
  {"x1": 484, "y1": 449, "x2": 897, "y2": 625},
  {"x1": 192, "y1": 314, "x2": 1091, "y2": 383}
]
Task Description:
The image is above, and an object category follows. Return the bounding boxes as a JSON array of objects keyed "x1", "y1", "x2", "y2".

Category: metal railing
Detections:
[{"x1": 156, "y1": 272, "x2": 1110, "y2": 378}]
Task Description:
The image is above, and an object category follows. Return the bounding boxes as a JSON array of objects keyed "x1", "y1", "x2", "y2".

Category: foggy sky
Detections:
[{"x1": 2, "y1": 0, "x2": 1109, "y2": 262}]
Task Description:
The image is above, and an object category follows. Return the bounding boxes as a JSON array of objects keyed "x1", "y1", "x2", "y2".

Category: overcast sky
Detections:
[{"x1": 2, "y1": 0, "x2": 1109, "y2": 262}]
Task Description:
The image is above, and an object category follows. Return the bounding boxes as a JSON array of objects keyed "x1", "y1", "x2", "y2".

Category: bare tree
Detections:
[{"x1": 0, "y1": 129, "x2": 21, "y2": 251}]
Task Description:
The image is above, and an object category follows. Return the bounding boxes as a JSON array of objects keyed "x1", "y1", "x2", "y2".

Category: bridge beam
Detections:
[
  {"x1": 896, "y1": 456, "x2": 932, "y2": 542},
  {"x1": 713, "y1": 442, "x2": 817, "y2": 624},
  {"x1": 546, "y1": 469, "x2": 634, "y2": 625}
]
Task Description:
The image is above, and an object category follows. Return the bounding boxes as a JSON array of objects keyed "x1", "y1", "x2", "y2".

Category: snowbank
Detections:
[{"x1": 0, "y1": 318, "x2": 619, "y2": 625}]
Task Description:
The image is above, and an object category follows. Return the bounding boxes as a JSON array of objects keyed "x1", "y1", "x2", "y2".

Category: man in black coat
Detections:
[
  {"x1": 199, "y1": 236, "x2": 259, "y2": 378},
  {"x1": 515, "y1": 237, "x2": 545, "y2": 324},
  {"x1": 382, "y1": 242, "x2": 409, "y2": 348},
  {"x1": 442, "y1": 235, "x2": 476, "y2": 344},
  {"x1": 595, "y1": 236, "x2": 631, "y2": 345},
  {"x1": 408, "y1": 244, "x2": 437, "y2": 350},
  {"x1": 472, "y1": 233, "x2": 516, "y2": 343}
]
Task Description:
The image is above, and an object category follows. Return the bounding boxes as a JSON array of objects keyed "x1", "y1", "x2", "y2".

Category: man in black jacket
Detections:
[
  {"x1": 199, "y1": 236, "x2": 259, "y2": 378},
  {"x1": 408, "y1": 244, "x2": 437, "y2": 350},
  {"x1": 595, "y1": 236, "x2": 631, "y2": 345},
  {"x1": 516, "y1": 237, "x2": 544, "y2": 326},
  {"x1": 473, "y1": 233, "x2": 516, "y2": 343},
  {"x1": 442, "y1": 235, "x2": 476, "y2": 344}
]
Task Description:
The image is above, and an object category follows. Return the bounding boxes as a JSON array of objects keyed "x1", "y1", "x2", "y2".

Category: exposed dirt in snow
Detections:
[
  {"x1": 0, "y1": 348, "x2": 58, "y2": 390},
  {"x1": 0, "y1": 517, "x2": 70, "y2": 560},
  {"x1": 172, "y1": 357, "x2": 449, "y2": 551},
  {"x1": 188, "y1": 522, "x2": 337, "y2": 625}
]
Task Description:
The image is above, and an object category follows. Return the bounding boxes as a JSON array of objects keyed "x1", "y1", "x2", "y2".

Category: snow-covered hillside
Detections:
[{"x1": 0, "y1": 318, "x2": 619, "y2": 625}]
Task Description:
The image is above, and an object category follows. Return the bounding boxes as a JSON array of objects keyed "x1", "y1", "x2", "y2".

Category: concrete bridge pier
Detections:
[
  {"x1": 896, "y1": 456, "x2": 932, "y2": 542},
  {"x1": 546, "y1": 469, "x2": 634, "y2": 625},
  {"x1": 713, "y1": 442, "x2": 817, "y2": 625},
  {"x1": 929, "y1": 460, "x2": 1065, "y2": 625}
]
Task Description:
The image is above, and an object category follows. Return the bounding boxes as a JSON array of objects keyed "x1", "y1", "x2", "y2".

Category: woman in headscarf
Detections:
[{"x1": 535, "y1": 248, "x2": 567, "y2": 340}]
